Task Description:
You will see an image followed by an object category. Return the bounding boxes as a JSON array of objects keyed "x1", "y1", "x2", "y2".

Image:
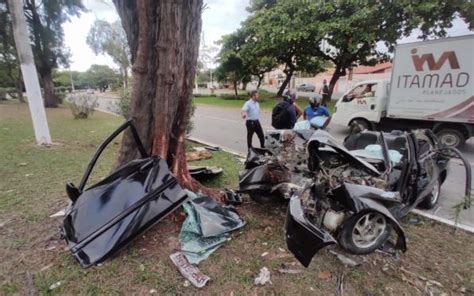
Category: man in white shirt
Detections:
[{"x1": 241, "y1": 90, "x2": 265, "y2": 149}]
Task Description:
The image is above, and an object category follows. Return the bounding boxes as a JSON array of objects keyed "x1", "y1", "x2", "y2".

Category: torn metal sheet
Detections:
[
  {"x1": 179, "y1": 191, "x2": 245, "y2": 264},
  {"x1": 170, "y1": 252, "x2": 210, "y2": 288},
  {"x1": 62, "y1": 120, "x2": 187, "y2": 268}
]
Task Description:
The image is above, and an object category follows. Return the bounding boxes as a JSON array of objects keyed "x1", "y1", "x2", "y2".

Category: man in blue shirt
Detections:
[
  {"x1": 241, "y1": 90, "x2": 265, "y2": 149},
  {"x1": 303, "y1": 95, "x2": 331, "y2": 129}
]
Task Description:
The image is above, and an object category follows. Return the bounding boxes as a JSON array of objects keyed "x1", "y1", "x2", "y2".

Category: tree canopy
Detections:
[
  {"x1": 22, "y1": 0, "x2": 85, "y2": 106},
  {"x1": 87, "y1": 20, "x2": 130, "y2": 88},
  {"x1": 0, "y1": 0, "x2": 23, "y2": 101},
  {"x1": 220, "y1": 0, "x2": 472, "y2": 97}
]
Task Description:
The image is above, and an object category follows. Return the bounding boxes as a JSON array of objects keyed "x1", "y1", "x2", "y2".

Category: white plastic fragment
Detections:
[
  {"x1": 48, "y1": 281, "x2": 62, "y2": 291},
  {"x1": 254, "y1": 267, "x2": 272, "y2": 285},
  {"x1": 170, "y1": 252, "x2": 210, "y2": 288},
  {"x1": 329, "y1": 250, "x2": 360, "y2": 267},
  {"x1": 49, "y1": 209, "x2": 66, "y2": 218}
]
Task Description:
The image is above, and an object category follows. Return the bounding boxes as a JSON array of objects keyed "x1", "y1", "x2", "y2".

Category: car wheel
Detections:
[
  {"x1": 338, "y1": 212, "x2": 390, "y2": 255},
  {"x1": 349, "y1": 119, "x2": 370, "y2": 133},
  {"x1": 418, "y1": 177, "x2": 441, "y2": 209},
  {"x1": 435, "y1": 129, "x2": 465, "y2": 148}
]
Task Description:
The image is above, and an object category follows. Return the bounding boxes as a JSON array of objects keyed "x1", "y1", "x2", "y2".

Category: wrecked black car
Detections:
[
  {"x1": 61, "y1": 120, "x2": 188, "y2": 268},
  {"x1": 286, "y1": 129, "x2": 471, "y2": 267},
  {"x1": 238, "y1": 128, "x2": 470, "y2": 267}
]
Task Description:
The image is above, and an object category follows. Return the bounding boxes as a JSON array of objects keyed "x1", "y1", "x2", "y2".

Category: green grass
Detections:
[
  {"x1": 193, "y1": 95, "x2": 336, "y2": 114},
  {"x1": 0, "y1": 101, "x2": 473, "y2": 295}
]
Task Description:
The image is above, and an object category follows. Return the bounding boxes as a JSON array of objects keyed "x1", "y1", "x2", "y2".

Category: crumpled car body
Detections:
[
  {"x1": 286, "y1": 129, "x2": 471, "y2": 266},
  {"x1": 240, "y1": 129, "x2": 470, "y2": 266},
  {"x1": 62, "y1": 120, "x2": 188, "y2": 268}
]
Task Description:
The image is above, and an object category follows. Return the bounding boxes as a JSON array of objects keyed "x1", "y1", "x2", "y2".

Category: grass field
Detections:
[
  {"x1": 193, "y1": 95, "x2": 336, "y2": 114},
  {"x1": 0, "y1": 101, "x2": 472, "y2": 295}
]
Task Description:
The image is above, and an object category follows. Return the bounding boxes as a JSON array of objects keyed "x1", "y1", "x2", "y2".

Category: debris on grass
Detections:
[
  {"x1": 179, "y1": 190, "x2": 245, "y2": 264},
  {"x1": 186, "y1": 150, "x2": 213, "y2": 161},
  {"x1": 279, "y1": 268, "x2": 304, "y2": 274},
  {"x1": 254, "y1": 267, "x2": 272, "y2": 286},
  {"x1": 169, "y1": 252, "x2": 210, "y2": 288},
  {"x1": 329, "y1": 250, "x2": 360, "y2": 267},
  {"x1": 49, "y1": 209, "x2": 66, "y2": 218},
  {"x1": 48, "y1": 281, "x2": 62, "y2": 291},
  {"x1": 318, "y1": 271, "x2": 332, "y2": 279}
]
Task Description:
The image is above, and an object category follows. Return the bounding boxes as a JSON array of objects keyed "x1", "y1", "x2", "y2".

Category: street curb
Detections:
[{"x1": 411, "y1": 209, "x2": 474, "y2": 234}]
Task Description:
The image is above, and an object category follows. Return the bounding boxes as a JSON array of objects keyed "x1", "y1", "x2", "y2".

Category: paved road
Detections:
[
  {"x1": 93, "y1": 97, "x2": 473, "y2": 230},
  {"x1": 191, "y1": 104, "x2": 474, "y2": 230}
]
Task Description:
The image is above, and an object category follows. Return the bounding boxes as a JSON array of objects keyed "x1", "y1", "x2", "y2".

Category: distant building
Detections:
[{"x1": 263, "y1": 62, "x2": 393, "y2": 96}]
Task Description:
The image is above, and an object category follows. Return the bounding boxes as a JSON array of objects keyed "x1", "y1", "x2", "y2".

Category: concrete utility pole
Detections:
[{"x1": 8, "y1": 0, "x2": 51, "y2": 145}]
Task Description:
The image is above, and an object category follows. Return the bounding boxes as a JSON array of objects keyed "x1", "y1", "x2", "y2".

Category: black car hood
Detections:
[
  {"x1": 62, "y1": 156, "x2": 187, "y2": 268},
  {"x1": 307, "y1": 130, "x2": 381, "y2": 176}
]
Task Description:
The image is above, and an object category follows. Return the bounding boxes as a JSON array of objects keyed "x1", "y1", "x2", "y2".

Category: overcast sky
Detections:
[
  {"x1": 63, "y1": 0, "x2": 471, "y2": 72},
  {"x1": 63, "y1": 0, "x2": 250, "y2": 71}
]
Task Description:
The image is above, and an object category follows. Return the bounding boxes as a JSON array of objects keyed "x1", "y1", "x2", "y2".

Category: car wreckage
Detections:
[
  {"x1": 60, "y1": 119, "x2": 470, "y2": 270},
  {"x1": 238, "y1": 129, "x2": 471, "y2": 267}
]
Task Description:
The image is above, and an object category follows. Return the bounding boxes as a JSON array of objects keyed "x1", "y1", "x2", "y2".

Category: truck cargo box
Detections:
[{"x1": 387, "y1": 35, "x2": 474, "y2": 123}]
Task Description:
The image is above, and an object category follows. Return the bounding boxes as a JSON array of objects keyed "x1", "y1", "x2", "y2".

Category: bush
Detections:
[
  {"x1": 193, "y1": 93, "x2": 216, "y2": 98},
  {"x1": 116, "y1": 89, "x2": 131, "y2": 118},
  {"x1": 65, "y1": 93, "x2": 98, "y2": 119},
  {"x1": 218, "y1": 93, "x2": 247, "y2": 100}
]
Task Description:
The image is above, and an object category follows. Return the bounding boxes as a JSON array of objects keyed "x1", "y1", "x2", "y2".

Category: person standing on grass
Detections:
[
  {"x1": 241, "y1": 90, "x2": 265, "y2": 149},
  {"x1": 319, "y1": 79, "x2": 330, "y2": 106}
]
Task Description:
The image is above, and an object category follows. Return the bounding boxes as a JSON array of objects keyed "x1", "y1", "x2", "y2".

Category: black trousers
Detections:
[{"x1": 246, "y1": 120, "x2": 265, "y2": 149}]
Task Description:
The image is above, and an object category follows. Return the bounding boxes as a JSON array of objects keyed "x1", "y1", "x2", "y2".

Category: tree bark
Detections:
[
  {"x1": 16, "y1": 77, "x2": 25, "y2": 103},
  {"x1": 256, "y1": 74, "x2": 263, "y2": 90},
  {"x1": 277, "y1": 69, "x2": 293, "y2": 96},
  {"x1": 233, "y1": 80, "x2": 238, "y2": 96},
  {"x1": 328, "y1": 64, "x2": 345, "y2": 99},
  {"x1": 41, "y1": 69, "x2": 57, "y2": 107},
  {"x1": 113, "y1": 0, "x2": 220, "y2": 198}
]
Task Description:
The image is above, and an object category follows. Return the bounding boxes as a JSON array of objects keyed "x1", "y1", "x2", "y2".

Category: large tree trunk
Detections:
[
  {"x1": 277, "y1": 69, "x2": 293, "y2": 96},
  {"x1": 113, "y1": 0, "x2": 219, "y2": 197},
  {"x1": 256, "y1": 74, "x2": 263, "y2": 90},
  {"x1": 41, "y1": 69, "x2": 57, "y2": 107},
  {"x1": 233, "y1": 80, "x2": 238, "y2": 96},
  {"x1": 16, "y1": 77, "x2": 25, "y2": 103},
  {"x1": 328, "y1": 64, "x2": 345, "y2": 100}
]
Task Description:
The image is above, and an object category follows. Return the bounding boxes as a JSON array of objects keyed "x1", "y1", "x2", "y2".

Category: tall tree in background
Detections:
[
  {"x1": 87, "y1": 20, "x2": 130, "y2": 88},
  {"x1": 0, "y1": 0, "x2": 24, "y2": 102},
  {"x1": 246, "y1": 1, "x2": 325, "y2": 95},
  {"x1": 307, "y1": 0, "x2": 472, "y2": 98},
  {"x1": 23, "y1": 0, "x2": 84, "y2": 107},
  {"x1": 218, "y1": 27, "x2": 277, "y2": 90},
  {"x1": 113, "y1": 0, "x2": 211, "y2": 194}
]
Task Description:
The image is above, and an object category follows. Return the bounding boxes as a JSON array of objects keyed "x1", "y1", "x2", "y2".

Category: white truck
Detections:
[{"x1": 332, "y1": 35, "x2": 474, "y2": 147}]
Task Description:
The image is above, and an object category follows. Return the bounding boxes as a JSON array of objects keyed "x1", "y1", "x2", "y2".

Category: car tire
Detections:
[
  {"x1": 249, "y1": 190, "x2": 285, "y2": 204},
  {"x1": 349, "y1": 119, "x2": 370, "y2": 133},
  {"x1": 338, "y1": 211, "x2": 390, "y2": 255},
  {"x1": 418, "y1": 177, "x2": 441, "y2": 210},
  {"x1": 435, "y1": 129, "x2": 465, "y2": 148}
]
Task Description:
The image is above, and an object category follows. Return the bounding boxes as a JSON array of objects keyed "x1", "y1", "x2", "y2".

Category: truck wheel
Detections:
[
  {"x1": 418, "y1": 177, "x2": 441, "y2": 210},
  {"x1": 436, "y1": 129, "x2": 465, "y2": 148},
  {"x1": 349, "y1": 119, "x2": 370, "y2": 133},
  {"x1": 338, "y1": 211, "x2": 390, "y2": 255}
]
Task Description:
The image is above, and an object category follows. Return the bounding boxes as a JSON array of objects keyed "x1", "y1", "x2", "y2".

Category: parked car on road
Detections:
[{"x1": 296, "y1": 83, "x2": 316, "y2": 92}]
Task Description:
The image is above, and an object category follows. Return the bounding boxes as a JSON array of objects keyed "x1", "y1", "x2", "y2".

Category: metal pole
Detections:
[{"x1": 8, "y1": 0, "x2": 51, "y2": 145}]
